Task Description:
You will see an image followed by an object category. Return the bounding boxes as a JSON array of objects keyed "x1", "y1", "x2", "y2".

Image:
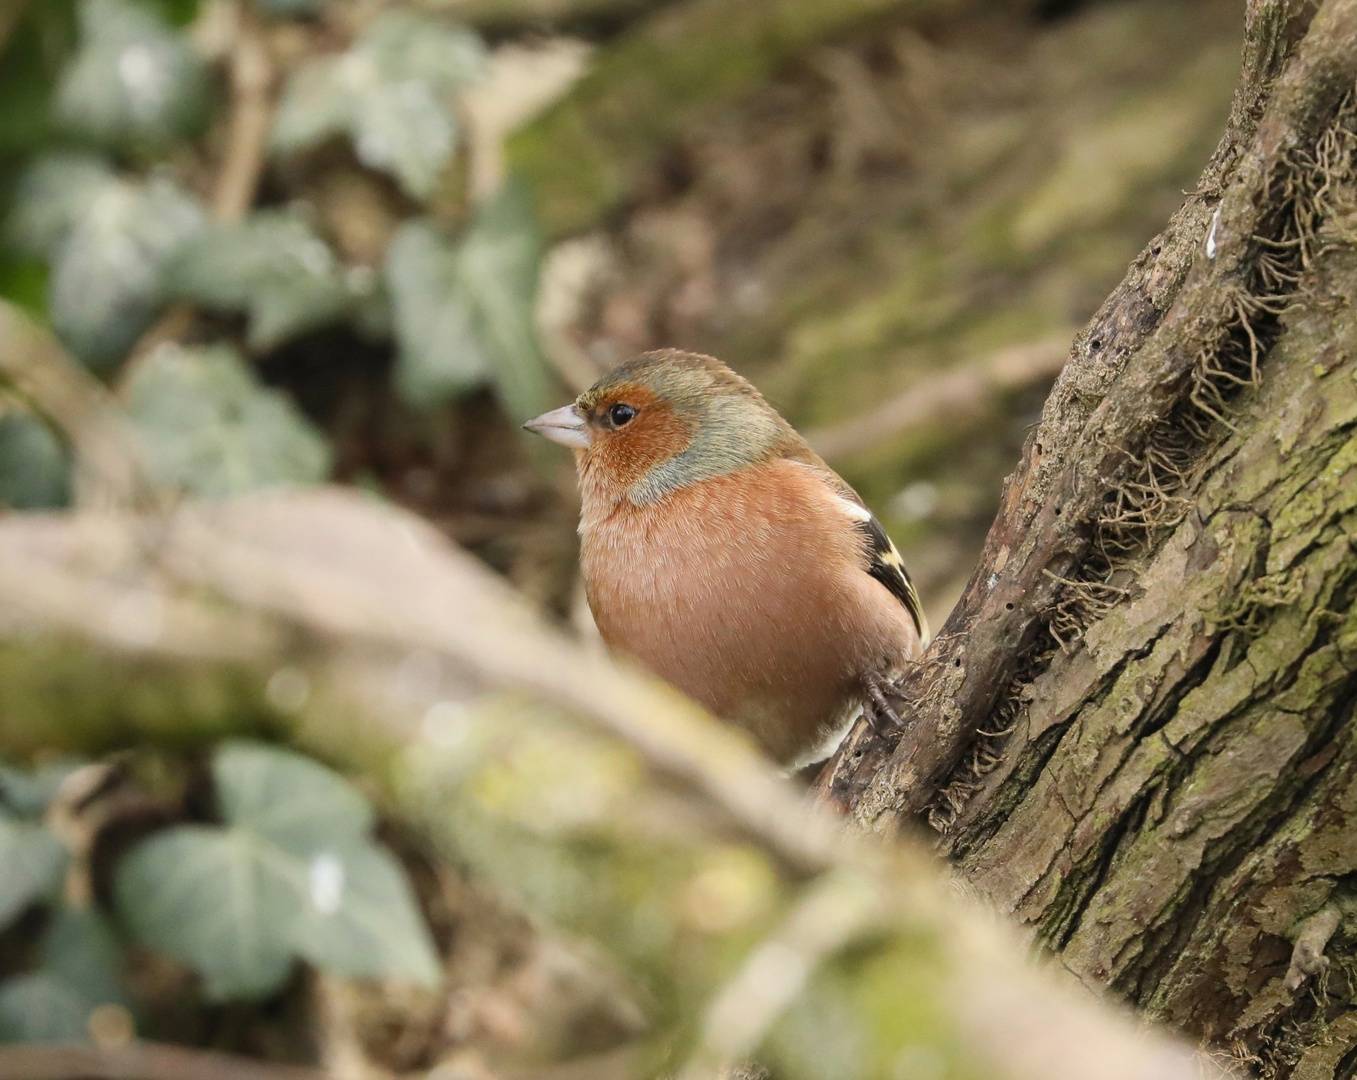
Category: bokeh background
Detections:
[
  {"x1": 0, "y1": 0, "x2": 1247, "y2": 1075},
  {"x1": 0, "y1": 0, "x2": 1243, "y2": 632}
]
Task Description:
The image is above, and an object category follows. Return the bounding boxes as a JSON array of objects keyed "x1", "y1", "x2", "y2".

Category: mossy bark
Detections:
[
  {"x1": 955, "y1": 235, "x2": 1357, "y2": 1074},
  {"x1": 818, "y1": 1, "x2": 1357, "y2": 1073}
]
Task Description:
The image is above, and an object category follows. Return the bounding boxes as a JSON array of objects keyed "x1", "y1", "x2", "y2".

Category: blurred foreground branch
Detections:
[{"x1": 0, "y1": 305, "x2": 147, "y2": 511}]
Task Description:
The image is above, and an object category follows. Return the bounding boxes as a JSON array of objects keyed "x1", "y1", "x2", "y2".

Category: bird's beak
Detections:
[{"x1": 522, "y1": 404, "x2": 590, "y2": 449}]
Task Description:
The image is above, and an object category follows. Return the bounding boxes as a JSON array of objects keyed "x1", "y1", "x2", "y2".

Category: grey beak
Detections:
[{"x1": 522, "y1": 404, "x2": 590, "y2": 449}]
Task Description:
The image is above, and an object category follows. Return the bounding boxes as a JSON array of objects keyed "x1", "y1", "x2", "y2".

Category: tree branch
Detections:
[{"x1": 0, "y1": 305, "x2": 148, "y2": 511}]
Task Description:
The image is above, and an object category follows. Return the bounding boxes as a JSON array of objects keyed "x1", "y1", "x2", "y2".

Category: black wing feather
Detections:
[{"x1": 859, "y1": 514, "x2": 929, "y2": 645}]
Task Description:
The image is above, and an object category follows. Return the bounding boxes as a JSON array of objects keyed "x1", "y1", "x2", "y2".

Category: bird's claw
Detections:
[{"x1": 862, "y1": 672, "x2": 905, "y2": 735}]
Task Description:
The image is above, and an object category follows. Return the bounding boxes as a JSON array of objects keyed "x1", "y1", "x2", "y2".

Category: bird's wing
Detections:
[
  {"x1": 857, "y1": 511, "x2": 930, "y2": 646},
  {"x1": 827, "y1": 487, "x2": 930, "y2": 645},
  {"x1": 783, "y1": 452, "x2": 931, "y2": 645}
]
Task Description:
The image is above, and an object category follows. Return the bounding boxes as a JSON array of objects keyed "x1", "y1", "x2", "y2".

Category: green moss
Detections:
[
  {"x1": 507, "y1": 0, "x2": 920, "y2": 238},
  {"x1": 0, "y1": 638, "x2": 277, "y2": 757}
]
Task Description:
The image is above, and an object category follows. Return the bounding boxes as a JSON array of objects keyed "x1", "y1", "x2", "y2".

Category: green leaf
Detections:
[
  {"x1": 56, "y1": 0, "x2": 210, "y2": 147},
  {"x1": 115, "y1": 824, "x2": 300, "y2": 1000},
  {"x1": 5, "y1": 153, "x2": 117, "y2": 259},
  {"x1": 213, "y1": 742, "x2": 373, "y2": 854},
  {"x1": 351, "y1": 79, "x2": 457, "y2": 202},
  {"x1": 163, "y1": 212, "x2": 361, "y2": 351},
  {"x1": 293, "y1": 843, "x2": 440, "y2": 986},
  {"x1": 386, "y1": 184, "x2": 554, "y2": 419},
  {"x1": 0, "y1": 974, "x2": 94, "y2": 1042},
  {"x1": 0, "y1": 410, "x2": 73, "y2": 510},
  {"x1": 47, "y1": 175, "x2": 204, "y2": 371},
  {"x1": 0, "y1": 810, "x2": 67, "y2": 930},
  {"x1": 270, "y1": 10, "x2": 484, "y2": 199},
  {"x1": 457, "y1": 181, "x2": 554, "y2": 423},
  {"x1": 35, "y1": 906, "x2": 127, "y2": 1013},
  {"x1": 0, "y1": 760, "x2": 87, "y2": 819},
  {"x1": 386, "y1": 220, "x2": 490, "y2": 406},
  {"x1": 114, "y1": 743, "x2": 439, "y2": 999},
  {"x1": 124, "y1": 344, "x2": 331, "y2": 497}
]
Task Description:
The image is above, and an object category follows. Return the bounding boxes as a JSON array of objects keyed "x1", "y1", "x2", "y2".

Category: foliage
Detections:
[
  {"x1": 270, "y1": 9, "x2": 485, "y2": 200},
  {"x1": 165, "y1": 212, "x2": 368, "y2": 352},
  {"x1": 0, "y1": 0, "x2": 558, "y2": 504},
  {"x1": 0, "y1": 743, "x2": 438, "y2": 1040},
  {"x1": 116, "y1": 742, "x2": 439, "y2": 999},
  {"x1": 55, "y1": 0, "x2": 209, "y2": 148},
  {"x1": 387, "y1": 182, "x2": 552, "y2": 416},
  {"x1": 0, "y1": 408, "x2": 71, "y2": 510},
  {"x1": 124, "y1": 344, "x2": 331, "y2": 495}
]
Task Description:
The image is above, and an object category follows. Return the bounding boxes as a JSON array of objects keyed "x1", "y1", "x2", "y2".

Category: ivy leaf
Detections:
[
  {"x1": 386, "y1": 184, "x2": 553, "y2": 420},
  {"x1": 213, "y1": 742, "x2": 373, "y2": 855},
  {"x1": 0, "y1": 760, "x2": 87, "y2": 819},
  {"x1": 0, "y1": 906, "x2": 129, "y2": 1042},
  {"x1": 116, "y1": 824, "x2": 299, "y2": 1000},
  {"x1": 124, "y1": 344, "x2": 331, "y2": 497},
  {"x1": 5, "y1": 153, "x2": 117, "y2": 259},
  {"x1": 271, "y1": 10, "x2": 484, "y2": 199},
  {"x1": 164, "y1": 212, "x2": 365, "y2": 351},
  {"x1": 386, "y1": 220, "x2": 490, "y2": 406},
  {"x1": 456, "y1": 181, "x2": 554, "y2": 423},
  {"x1": 47, "y1": 175, "x2": 204, "y2": 371},
  {"x1": 293, "y1": 843, "x2": 440, "y2": 985},
  {"x1": 0, "y1": 810, "x2": 67, "y2": 931},
  {"x1": 0, "y1": 410, "x2": 73, "y2": 511},
  {"x1": 56, "y1": 0, "x2": 210, "y2": 148},
  {"x1": 114, "y1": 743, "x2": 439, "y2": 1000}
]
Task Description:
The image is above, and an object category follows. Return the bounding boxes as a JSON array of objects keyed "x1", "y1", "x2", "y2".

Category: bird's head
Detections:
[{"x1": 524, "y1": 349, "x2": 800, "y2": 505}]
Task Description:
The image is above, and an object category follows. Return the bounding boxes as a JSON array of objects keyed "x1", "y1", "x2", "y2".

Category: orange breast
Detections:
[{"x1": 579, "y1": 458, "x2": 921, "y2": 764}]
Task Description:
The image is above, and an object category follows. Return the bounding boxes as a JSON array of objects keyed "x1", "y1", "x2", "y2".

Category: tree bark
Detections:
[{"x1": 817, "y1": 1, "x2": 1357, "y2": 1074}]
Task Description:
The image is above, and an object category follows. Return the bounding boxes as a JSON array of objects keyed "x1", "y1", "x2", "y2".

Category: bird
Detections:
[{"x1": 523, "y1": 349, "x2": 928, "y2": 769}]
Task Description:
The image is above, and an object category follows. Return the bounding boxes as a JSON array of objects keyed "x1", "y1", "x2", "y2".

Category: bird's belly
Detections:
[{"x1": 581, "y1": 497, "x2": 882, "y2": 764}]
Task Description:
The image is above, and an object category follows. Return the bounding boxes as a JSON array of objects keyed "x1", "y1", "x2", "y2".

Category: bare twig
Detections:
[
  {"x1": 0, "y1": 304, "x2": 148, "y2": 510},
  {"x1": 677, "y1": 869, "x2": 890, "y2": 1080},
  {"x1": 126, "y1": 0, "x2": 276, "y2": 361},
  {"x1": 804, "y1": 333, "x2": 1073, "y2": 464},
  {"x1": 0, "y1": 1042, "x2": 326, "y2": 1080},
  {"x1": 212, "y1": 6, "x2": 275, "y2": 223}
]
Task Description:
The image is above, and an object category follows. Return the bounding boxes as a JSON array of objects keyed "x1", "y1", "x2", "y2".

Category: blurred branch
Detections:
[
  {"x1": 804, "y1": 333, "x2": 1073, "y2": 464},
  {"x1": 128, "y1": 0, "x2": 276, "y2": 362},
  {"x1": 0, "y1": 303, "x2": 148, "y2": 511},
  {"x1": 678, "y1": 868, "x2": 889, "y2": 1080},
  {"x1": 0, "y1": 487, "x2": 1228, "y2": 1080},
  {"x1": 430, "y1": 0, "x2": 663, "y2": 27},
  {"x1": 0, "y1": 1042, "x2": 326, "y2": 1080},
  {"x1": 212, "y1": 5, "x2": 275, "y2": 223}
]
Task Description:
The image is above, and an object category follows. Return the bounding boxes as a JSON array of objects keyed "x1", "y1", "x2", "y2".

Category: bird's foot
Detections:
[{"x1": 862, "y1": 671, "x2": 905, "y2": 735}]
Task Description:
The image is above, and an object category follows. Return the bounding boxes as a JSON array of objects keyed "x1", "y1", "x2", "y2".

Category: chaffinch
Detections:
[{"x1": 524, "y1": 349, "x2": 928, "y2": 768}]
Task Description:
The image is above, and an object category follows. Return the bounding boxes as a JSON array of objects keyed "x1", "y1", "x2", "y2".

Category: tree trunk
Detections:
[{"x1": 817, "y1": 1, "x2": 1357, "y2": 1074}]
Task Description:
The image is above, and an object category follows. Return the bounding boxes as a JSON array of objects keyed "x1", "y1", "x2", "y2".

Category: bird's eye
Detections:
[{"x1": 608, "y1": 403, "x2": 637, "y2": 427}]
